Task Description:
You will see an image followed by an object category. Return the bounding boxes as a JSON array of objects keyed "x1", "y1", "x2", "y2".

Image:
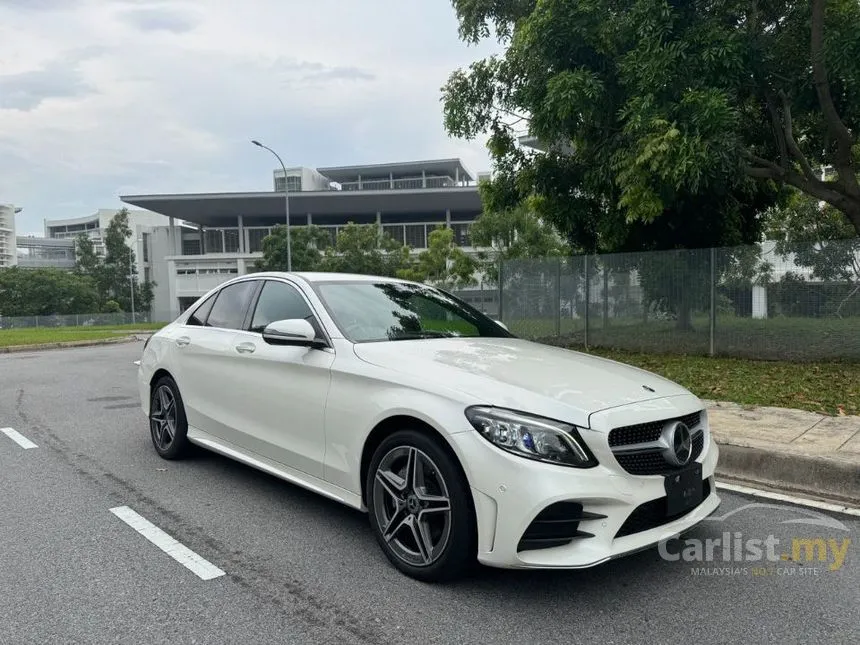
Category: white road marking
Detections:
[
  {"x1": 716, "y1": 481, "x2": 860, "y2": 517},
  {"x1": 0, "y1": 427, "x2": 38, "y2": 449},
  {"x1": 109, "y1": 506, "x2": 226, "y2": 580}
]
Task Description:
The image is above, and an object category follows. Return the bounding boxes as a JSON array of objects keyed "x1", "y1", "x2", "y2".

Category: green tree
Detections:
[
  {"x1": 0, "y1": 268, "x2": 100, "y2": 317},
  {"x1": 468, "y1": 201, "x2": 570, "y2": 282},
  {"x1": 766, "y1": 191, "x2": 860, "y2": 316},
  {"x1": 443, "y1": 0, "x2": 860, "y2": 243},
  {"x1": 254, "y1": 224, "x2": 331, "y2": 272},
  {"x1": 398, "y1": 227, "x2": 478, "y2": 289},
  {"x1": 319, "y1": 222, "x2": 412, "y2": 277},
  {"x1": 74, "y1": 209, "x2": 155, "y2": 314}
]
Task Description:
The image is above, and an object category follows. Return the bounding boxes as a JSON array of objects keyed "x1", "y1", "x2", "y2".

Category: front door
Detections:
[{"x1": 221, "y1": 279, "x2": 333, "y2": 479}]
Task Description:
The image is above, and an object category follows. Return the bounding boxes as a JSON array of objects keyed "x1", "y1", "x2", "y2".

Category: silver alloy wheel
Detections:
[
  {"x1": 372, "y1": 446, "x2": 452, "y2": 567},
  {"x1": 150, "y1": 384, "x2": 177, "y2": 451}
]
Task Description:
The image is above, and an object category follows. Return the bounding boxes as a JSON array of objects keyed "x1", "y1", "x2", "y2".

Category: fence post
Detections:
[
  {"x1": 709, "y1": 247, "x2": 716, "y2": 356},
  {"x1": 583, "y1": 255, "x2": 590, "y2": 350},
  {"x1": 497, "y1": 257, "x2": 504, "y2": 322},
  {"x1": 555, "y1": 258, "x2": 561, "y2": 337}
]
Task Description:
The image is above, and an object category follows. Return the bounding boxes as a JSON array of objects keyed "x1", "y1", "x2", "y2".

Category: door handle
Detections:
[
  {"x1": 176, "y1": 336, "x2": 191, "y2": 347},
  {"x1": 235, "y1": 342, "x2": 256, "y2": 354}
]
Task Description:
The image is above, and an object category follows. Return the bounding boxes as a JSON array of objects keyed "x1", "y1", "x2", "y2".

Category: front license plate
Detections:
[{"x1": 664, "y1": 463, "x2": 703, "y2": 517}]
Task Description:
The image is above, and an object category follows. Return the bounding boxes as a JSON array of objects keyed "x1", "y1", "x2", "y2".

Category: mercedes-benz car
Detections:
[{"x1": 137, "y1": 272, "x2": 720, "y2": 581}]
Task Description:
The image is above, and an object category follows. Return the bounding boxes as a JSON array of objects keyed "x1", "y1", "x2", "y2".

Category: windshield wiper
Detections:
[{"x1": 388, "y1": 330, "x2": 457, "y2": 341}]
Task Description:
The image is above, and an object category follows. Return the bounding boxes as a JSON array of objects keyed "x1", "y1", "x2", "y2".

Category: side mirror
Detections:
[
  {"x1": 494, "y1": 319, "x2": 508, "y2": 331},
  {"x1": 262, "y1": 319, "x2": 319, "y2": 347}
]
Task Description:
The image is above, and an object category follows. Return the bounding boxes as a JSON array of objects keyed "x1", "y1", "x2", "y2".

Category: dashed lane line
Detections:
[
  {"x1": 1, "y1": 427, "x2": 38, "y2": 450},
  {"x1": 109, "y1": 505, "x2": 226, "y2": 581}
]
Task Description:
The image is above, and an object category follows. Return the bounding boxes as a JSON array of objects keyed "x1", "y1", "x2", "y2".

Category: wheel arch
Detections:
[
  {"x1": 360, "y1": 415, "x2": 475, "y2": 514},
  {"x1": 149, "y1": 368, "x2": 175, "y2": 392}
]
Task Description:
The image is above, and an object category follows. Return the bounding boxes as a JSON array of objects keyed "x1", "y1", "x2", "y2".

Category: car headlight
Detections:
[{"x1": 465, "y1": 406, "x2": 598, "y2": 468}]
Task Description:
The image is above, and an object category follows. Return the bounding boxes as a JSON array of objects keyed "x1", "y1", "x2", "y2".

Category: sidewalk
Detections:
[{"x1": 705, "y1": 400, "x2": 860, "y2": 507}]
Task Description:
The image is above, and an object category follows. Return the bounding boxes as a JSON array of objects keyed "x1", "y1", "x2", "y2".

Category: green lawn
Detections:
[
  {"x1": 570, "y1": 346, "x2": 860, "y2": 416},
  {"x1": 0, "y1": 323, "x2": 165, "y2": 348}
]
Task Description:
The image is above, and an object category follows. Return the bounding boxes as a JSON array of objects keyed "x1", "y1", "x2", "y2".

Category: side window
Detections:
[
  {"x1": 186, "y1": 293, "x2": 217, "y2": 327},
  {"x1": 206, "y1": 281, "x2": 257, "y2": 330},
  {"x1": 250, "y1": 281, "x2": 314, "y2": 334}
]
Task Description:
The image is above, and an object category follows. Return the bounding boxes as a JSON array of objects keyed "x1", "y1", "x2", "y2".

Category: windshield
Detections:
[{"x1": 314, "y1": 281, "x2": 513, "y2": 343}]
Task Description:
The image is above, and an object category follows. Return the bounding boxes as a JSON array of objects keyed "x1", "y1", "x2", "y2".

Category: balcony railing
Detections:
[{"x1": 339, "y1": 176, "x2": 457, "y2": 191}]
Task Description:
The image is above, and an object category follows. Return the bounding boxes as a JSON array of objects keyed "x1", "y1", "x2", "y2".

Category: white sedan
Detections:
[{"x1": 138, "y1": 272, "x2": 720, "y2": 581}]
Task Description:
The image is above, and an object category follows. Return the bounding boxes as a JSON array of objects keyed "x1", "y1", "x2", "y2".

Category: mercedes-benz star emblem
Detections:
[{"x1": 662, "y1": 421, "x2": 693, "y2": 466}]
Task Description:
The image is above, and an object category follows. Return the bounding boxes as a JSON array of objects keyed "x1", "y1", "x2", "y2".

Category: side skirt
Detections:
[{"x1": 187, "y1": 426, "x2": 364, "y2": 511}]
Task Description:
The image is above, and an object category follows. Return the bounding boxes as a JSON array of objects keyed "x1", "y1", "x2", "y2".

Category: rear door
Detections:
[{"x1": 172, "y1": 279, "x2": 260, "y2": 444}]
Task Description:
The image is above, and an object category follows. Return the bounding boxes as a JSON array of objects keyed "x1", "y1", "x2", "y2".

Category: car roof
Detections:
[{"x1": 247, "y1": 271, "x2": 415, "y2": 285}]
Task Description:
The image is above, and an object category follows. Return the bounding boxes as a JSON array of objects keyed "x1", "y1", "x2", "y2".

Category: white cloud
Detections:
[{"x1": 0, "y1": 0, "x2": 501, "y2": 232}]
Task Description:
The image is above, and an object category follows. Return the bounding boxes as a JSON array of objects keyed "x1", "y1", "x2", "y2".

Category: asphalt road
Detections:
[{"x1": 1, "y1": 342, "x2": 857, "y2": 645}]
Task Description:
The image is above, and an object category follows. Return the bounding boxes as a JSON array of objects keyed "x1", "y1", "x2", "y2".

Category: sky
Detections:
[{"x1": 0, "y1": 0, "x2": 501, "y2": 235}]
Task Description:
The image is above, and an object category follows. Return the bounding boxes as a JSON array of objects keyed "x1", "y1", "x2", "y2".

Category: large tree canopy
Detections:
[{"x1": 443, "y1": 0, "x2": 860, "y2": 246}]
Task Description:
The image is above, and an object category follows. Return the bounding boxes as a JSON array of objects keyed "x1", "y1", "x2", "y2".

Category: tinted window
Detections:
[
  {"x1": 315, "y1": 281, "x2": 513, "y2": 342},
  {"x1": 250, "y1": 281, "x2": 314, "y2": 333},
  {"x1": 206, "y1": 281, "x2": 257, "y2": 330},
  {"x1": 186, "y1": 293, "x2": 216, "y2": 326}
]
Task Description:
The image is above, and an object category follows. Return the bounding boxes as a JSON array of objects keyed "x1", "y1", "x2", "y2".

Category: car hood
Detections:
[{"x1": 352, "y1": 337, "x2": 690, "y2": 426}]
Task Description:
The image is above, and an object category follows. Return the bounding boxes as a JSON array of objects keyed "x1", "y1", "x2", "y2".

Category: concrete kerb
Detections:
[
  {"x1": 715, "y1": 443, "x2": 860, "y2": 507},
  {"x1": 0, "y1": 334, "x2": 151, "y2": 354}
]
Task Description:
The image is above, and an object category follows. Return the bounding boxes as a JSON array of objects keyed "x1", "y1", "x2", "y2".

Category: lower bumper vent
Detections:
[
  {"x1": 615, "y1": 479, "x2": 712, "y2": 539},
  {"x1": 517, "y1": 501, "x2": 606, "y2": 552}
]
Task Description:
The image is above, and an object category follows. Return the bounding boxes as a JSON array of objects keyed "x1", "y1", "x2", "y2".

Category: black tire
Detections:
[
  {"x1": 366, "y1": 429, "x2": 476, "y2": 582},
  {"x1": 149, "y1": 375, "x2": 190, "y2": 460}
]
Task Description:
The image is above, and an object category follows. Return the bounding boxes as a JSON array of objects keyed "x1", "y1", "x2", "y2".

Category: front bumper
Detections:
[{"x1": 448, "y1": 393, "x2": 721, "y2": 569}]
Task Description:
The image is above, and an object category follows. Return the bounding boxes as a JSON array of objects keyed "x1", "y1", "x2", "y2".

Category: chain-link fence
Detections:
[
  {"x1": 0, "y1": 311, "x2": 173, "y2": 329},
  {"x1": 499, "y1": 239, "x2": 860, "y2": 361}
]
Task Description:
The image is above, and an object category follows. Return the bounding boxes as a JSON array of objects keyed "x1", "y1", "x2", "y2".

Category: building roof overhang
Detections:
[{"x1": 120, "y1": 187, "x2": 482, "y2": 227}]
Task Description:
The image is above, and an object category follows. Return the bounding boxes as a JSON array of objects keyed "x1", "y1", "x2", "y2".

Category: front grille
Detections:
[
  {"x1": 615, "y1": 479, "x2": 712, "y2": 538},
  {"x1": 613, "y1": 430, "x2": 705, "y2": 476},
  {"x1": 608, "y1": 411, "x2": 702, "y2": 447},
  {"x1": 517, "y1": 501, "x2": 606, "y2": 552}
]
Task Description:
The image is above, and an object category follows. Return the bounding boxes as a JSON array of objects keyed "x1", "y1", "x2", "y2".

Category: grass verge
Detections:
[
  {"x1": 574, "y1": 346, "x2": 860, "y2": 417},
  {"x1": 0, "y1": 323, "x2": 165, "y2": 348}
]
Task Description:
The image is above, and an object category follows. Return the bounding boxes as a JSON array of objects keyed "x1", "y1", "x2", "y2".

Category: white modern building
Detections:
[
  {"x1": 121, "y1": 158, "x2": 496, "y2": 319},
  {"x1": 44, "y1": 208, "x2": 172, "y2": 285},
  {"x1": 0, "y1": 204, "x2": 20, "y2": 268}
]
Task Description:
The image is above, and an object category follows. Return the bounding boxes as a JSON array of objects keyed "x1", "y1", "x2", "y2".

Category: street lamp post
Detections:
[
  {"x1": 129, "y1": 253, "x2": 136, "y2": 325},
  {"x1": 251, "y1": 139, "x2": 291, "y2": 272}
]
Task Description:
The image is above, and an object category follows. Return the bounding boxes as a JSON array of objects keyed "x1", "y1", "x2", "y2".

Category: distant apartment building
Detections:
[
  {"x1": 0, "y1": 204, "x2": 20, "y2": 268},
  {"x1": 44, "y1": 208, "x2": 172, "y2": 285},
  {"x1": 120, "y1": 158, "x2": 495, "y2": 318}
]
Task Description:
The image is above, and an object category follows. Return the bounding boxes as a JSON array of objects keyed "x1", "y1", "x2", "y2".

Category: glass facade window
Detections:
[
  {"x1": 404, "y1": 224, "x2": 426, "y2": 249},
  {"x1": 182, "y1": 238, "x2": 202, "y2": 255},
  {"x1": 383, "y1": 224, "x2": 405, "y2": 245},
  {"x1": 142, "y1": 233, "x2": 149, "y2": 261},
  {"x1": 204, "y1": 229, "x2": 224, "y2": 253},
  {"x1": 247, "y1": 228, "x2": 271, "y2": 253},
  {"x1": 224, "y1": 229, "x2": 240, "y2": 253},
  {"x1": 274, "y1": 176, "x2": 303, "y2": 192}
]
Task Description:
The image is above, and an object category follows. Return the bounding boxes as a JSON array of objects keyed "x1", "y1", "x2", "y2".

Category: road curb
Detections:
[
  {"x1": 714, "y1": 441, "x2": 860, "y2": 507},
  {"x1": 0, "y1": 335, "x2": 148, "y2": 354}
]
